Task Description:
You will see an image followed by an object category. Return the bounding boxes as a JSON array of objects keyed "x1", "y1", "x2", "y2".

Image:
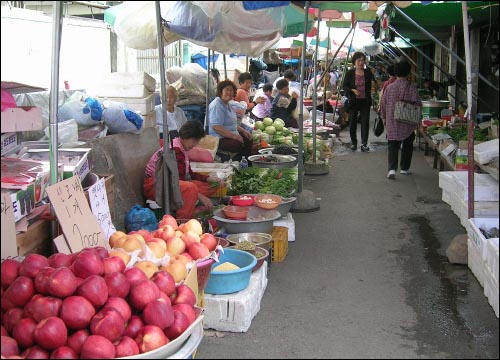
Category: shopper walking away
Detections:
[
  {"x1": 380, "y1": 61, "x2": 422, "y2": 180},
  {"x1": 343, "y1": 52, "x2": 376, "y2": 152}
]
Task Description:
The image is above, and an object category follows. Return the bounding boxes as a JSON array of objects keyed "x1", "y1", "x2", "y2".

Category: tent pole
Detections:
[
  {"x1": 393, "y1": 5, "x2": 498, "y2": 93},
  {"x1": 311, "y1": 15, "x2": 321, "y2": 163},
  {"x1": 49, "y1": 1, "x2": 63, "y2": 241},
  {"x1": 381, "y1": 41, "x2": 417, "y2": 68},
  {"x1": 205, "y1": 49, "x2": 211, "y2": 134},
  {"x1": 462, "y1": 2, "x2": 475, "y2": 220},
  {"x1": 223, "y1": 54, "x2": 227, "y2": 80},
  {"x1": 155, "y1": 0, "x2": 170, "y2": 214},
  {"x1": 323, "y1": 22, "x2": 330, "y2": 126}
]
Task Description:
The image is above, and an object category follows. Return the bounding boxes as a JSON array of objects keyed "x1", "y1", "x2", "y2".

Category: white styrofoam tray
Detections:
[
  {"x1": 486, "y1": 238, "x2": 499, "y2": 285},
  {"x1": 468, "y1": 238, "x2": 485, "y2": 287},
  {"x1": 438, "y1": 171, "x2": 499, "y2": 202},
  {"x1": 101, "y1": 71, "x2": 156, "y2": 92},
  {"x1": 483, "y1": 266, "x2": 499, "y2": 318},
  {"x1": 467, "y1": 218, "x2": 499, "y2": 261},
  {"x1": 474, "y1": 138, "x2": 499, "y2": 165},
  {"x1": 98, "y1": 93, "x2": 155, "y2": 115}
]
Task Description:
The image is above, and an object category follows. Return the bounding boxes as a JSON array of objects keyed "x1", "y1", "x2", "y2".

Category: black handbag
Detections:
[{"x1": 373, "y1": 112, "x2": 384, "y2": 137}]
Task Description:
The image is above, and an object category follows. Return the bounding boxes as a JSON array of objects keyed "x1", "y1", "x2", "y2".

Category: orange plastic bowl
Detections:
[
  {"x1": 254, "y1": 194, "x2": 282, "y2": 210},
  {"x1": 222, "y1": 205, "x2": 249, "y2": 220},
  {"x1": 231, "y1": 195, "x2": 255, "y2": 207}
]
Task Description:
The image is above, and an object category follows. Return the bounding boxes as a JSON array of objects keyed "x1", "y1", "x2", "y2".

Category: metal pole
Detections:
[
  {"x1": 205, "y1": 49, "x2": 211, "y2": 133},
  {"x1": 393, "y1": 5, "x2": 499, "y2": 94},
  {"x1": 223, "y1": 54, "x2": 227, "y2": 80},
  {"x1": 462, "y1": 2, "x2": 475, "y2": 220},
  {"x1": 297, "y1": 1, "x2": 310, "y2": 193},
  {"x1": 155, "y1": 1, "x2": 170, "y2": 214},
  {"x1": 324, "y1": 23, "x2": 331, "y2": 126},
  {"x1": 381, "y1": 41, "x2": 417, "y2": 67},
  {"x1": 312, "y1": 16, "x2": 321, "y2": 163}
]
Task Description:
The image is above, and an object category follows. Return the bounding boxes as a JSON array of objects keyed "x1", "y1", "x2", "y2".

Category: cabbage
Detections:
[
  {"x1": 260, "y1": 133, "x2": 270, "y2": 142},
  {"x1": 263, "y1": 117, "x2": 274, "y2": 126},
  {"x1": 255, "y1": 121, "x2": 265, "y2": 130},
  {"x1": 252, "y1": 132, "x2": 261, "y2": 143},
  {"x1": 284, "y1": 138, "x2": 294, "y2": 145},
  {"x1": 265, "y1": 125, "x2": 276, "y2": 135},
  {"x1": 274, "y1": 122, "x2": 284, "y2": 131},
  {"x1": 282, "y1": 127, "x2": 289, "y2": 135},
  {"x1": 274, "y1": 118, "x2": 284, "y2": 125}
]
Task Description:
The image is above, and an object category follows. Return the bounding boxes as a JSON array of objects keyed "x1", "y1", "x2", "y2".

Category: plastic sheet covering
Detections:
[
  {"x1": 166, "y1": 63, "x2": 217, "y2": 107},
  {"x1": 164, "y1": 1, "x2": 285, "y2": 57}
]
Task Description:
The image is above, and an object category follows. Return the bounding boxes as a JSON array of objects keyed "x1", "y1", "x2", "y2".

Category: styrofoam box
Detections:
[
  {"x1": 438, "y1": 171, "x2": 499, "y2": 202},
  {"x1": 98, "y1": 93, "x2": 155, "y2": 115},
  {"x1": 474, "y1": 138, "x2": 499, "y2": 165},
  {"x1": 101, "y1": 72, "x2": 156, "y2": 92},
  {"x1": 273, "y1": 212, "x2": 295, "y2": 242},
  {"x1": 203, "y1": 262, "x2": 267, "y2": 333},
  {"x1": 96, "y1": 84, "x2": 153, "y2": 98},
  {"x1": 448, "y1": 191, "x2": 498, "y2": 228},
  {"x1": 467, "y1": 218, "x2": 499, "y2": 261},
  {"x1": 483, "y1": 266, "x2": 499, "y2": 318},
  {"x1": 486, "y1": 238, "x2": 499, "y2": 284},
  {"x1": 468, "y1": 238, "x2": 485, "y2": 287}
]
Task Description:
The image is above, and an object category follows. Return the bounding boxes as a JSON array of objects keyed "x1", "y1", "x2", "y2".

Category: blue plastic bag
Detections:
[
  {"x1": 124, "y1": 204, "x2": 158, "y2": 232},
  {"x1": 58, "y1": 96, "x2": 103, "y2": 126}
]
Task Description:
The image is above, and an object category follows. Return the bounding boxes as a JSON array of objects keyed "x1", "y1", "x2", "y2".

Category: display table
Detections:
[{"x1": 418, "y1": 128, "x2": 455, "y2": 171}]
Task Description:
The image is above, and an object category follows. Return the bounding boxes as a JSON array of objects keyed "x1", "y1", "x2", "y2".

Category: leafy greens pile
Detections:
[{"x1": 228, "y1": 167, "x2": 297, "y2": 197}]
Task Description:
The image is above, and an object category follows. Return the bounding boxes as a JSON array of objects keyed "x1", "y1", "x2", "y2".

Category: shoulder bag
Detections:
[{"x1": 394, "y1": 83, "x2": 421, "y2": 125}]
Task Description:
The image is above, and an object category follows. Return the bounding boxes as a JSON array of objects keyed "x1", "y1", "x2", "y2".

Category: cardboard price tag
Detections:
[
  {"x1": 88, "y1": 177, "x2": 115, "y2": 243},
  {"x1": 1, "y1": 191, "x2": 18, "y2": 259},
  {"x1": 46, "y1": 176, "x2": 106, "y2": 253}
]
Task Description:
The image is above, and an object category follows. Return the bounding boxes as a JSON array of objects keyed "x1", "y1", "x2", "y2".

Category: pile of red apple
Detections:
[
  {"x1": 1, "y1": 247, "x2": 199, "y2": 359},
  {"x1": 109, "y1": 215, "x2": 219, "y2": 283}
]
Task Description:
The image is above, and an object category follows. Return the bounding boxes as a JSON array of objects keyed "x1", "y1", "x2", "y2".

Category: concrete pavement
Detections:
[{"x1": 196, "y1": 113, "x2": 499, "y2": 359}]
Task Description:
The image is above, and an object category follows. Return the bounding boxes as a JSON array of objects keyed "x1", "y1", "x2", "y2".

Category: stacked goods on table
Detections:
[{"x1": 96, "y1": 72, "x2": 157, "y2": 132}]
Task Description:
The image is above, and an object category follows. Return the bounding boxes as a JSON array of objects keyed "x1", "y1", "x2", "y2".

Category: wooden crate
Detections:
[
  {"x1": 270, "y1": 226, "x2": 288, "y2": 262},
  {"x1": 16, "y1": 218, "x2": 53, "y2": 256}
]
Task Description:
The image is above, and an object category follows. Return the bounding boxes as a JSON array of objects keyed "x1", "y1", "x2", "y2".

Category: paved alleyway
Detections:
[{"x1": 197, "y1": 113, "x2": 499, "y2": 359}]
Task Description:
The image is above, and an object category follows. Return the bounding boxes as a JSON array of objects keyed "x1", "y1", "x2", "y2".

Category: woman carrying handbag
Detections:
[{"x1": 380, "y1": 61, "x2": 422, "y2": 180}]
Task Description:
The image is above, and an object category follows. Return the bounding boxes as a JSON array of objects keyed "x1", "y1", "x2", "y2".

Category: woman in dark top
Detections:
[{"x1": 343, "y1": 52, "x2": 376, "y2": 152}]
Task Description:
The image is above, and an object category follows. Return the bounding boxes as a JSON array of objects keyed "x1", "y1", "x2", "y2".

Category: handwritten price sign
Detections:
[
  {"x1": 46, "y1": 176, "x2": 106, "y2": 253},
  {"x1": 88, "y1": 178, "x2": 116, "y2": 241}
]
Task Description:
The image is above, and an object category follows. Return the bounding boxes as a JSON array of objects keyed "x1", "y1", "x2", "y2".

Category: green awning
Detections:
[{"x1": 284, "y1": 3, "x2": 314, "y2": 37}]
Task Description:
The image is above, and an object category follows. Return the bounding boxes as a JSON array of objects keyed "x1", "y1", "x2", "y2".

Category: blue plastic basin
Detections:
[{"x1": 204, "y1": 248, "x2": 257, "y2": 295}]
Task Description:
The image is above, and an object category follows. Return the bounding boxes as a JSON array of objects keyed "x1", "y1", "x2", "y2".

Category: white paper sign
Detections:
[{"x1": 88, "y1": 177, "x2": 116, "y2": 242}]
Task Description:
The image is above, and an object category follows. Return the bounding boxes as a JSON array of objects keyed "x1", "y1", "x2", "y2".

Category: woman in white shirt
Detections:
[{"x1": 155, "y1": 86, "x2": 188, "y2": 139}]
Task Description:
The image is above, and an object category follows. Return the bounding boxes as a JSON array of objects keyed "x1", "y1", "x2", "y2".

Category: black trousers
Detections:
[
  {"x1": 349, "y1": 98, "x2": 371, "y2": 146},
  {"x1": 387, "y1": 132, "x2": 415, "y2": 171}
]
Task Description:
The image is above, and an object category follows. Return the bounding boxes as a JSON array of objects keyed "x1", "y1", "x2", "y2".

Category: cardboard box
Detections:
[
  {"x1": 1, "y1": 132, "x2": 19, "y2": 156},
  {"x1": 16, "y1": 218, "x2": 52, "y2": 256},
  {"x1": 25, "y1": 148, "x2": 91, "y2": 181},
  {"x1": 1, "y1": 106, "x2": 43, "y2": 132},
  {"x1": 455, "y1": 140, "x2": 483, "y2": 171}
]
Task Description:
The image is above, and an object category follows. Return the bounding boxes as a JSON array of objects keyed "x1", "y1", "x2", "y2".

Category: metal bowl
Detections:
[
  {"x1": 226, "y1": 233, "x2": 272, "y2": 252},
  {"x1": 213, "y1": 206, "x2": 281, "y2": 234},
  {"x1": 248, "y1": 154, "x2": 298, "y2": 169}
]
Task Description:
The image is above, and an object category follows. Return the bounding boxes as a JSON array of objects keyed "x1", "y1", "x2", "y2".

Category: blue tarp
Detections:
[{"x1": 191, "y1": 53, "x2": 220, "y2": 70}]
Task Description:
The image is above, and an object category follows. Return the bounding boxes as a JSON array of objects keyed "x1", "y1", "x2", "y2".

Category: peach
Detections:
[
  {"x1": 134, "y1": 260, "x2": 159, "y2": 279},
  {"x1": 161, "y1": 260, "x2": 187, "y2": 283},
  {"x1": 158, "y1": 214, "x2": 178, "y2": 230},
  {"x1": 148, "y1": 242, "x2": 166, "y2": 258},
  {"x1": 166, "y1": 236, "x2": 186, "y2": 256},
  {"x1": 184, "y1": 219, "x2": 203, "y2": 235},
  {"x1": 109, "y1": 231, "x2": 127, "y2": 248},
  {"x1": 108, "y1": 249, "x2": 131, "y2": 267}
]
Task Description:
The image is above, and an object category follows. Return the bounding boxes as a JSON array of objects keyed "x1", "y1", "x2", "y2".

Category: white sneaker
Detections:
[
  {"x1": 400, "y1": 170, "x2": 412, "y2": 175},
  {"x1": 387, "y1": 170, "x2": 396, "y2": 179}
]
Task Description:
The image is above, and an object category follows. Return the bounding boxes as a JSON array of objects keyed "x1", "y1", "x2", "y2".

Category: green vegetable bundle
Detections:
[{"x1": 228, "y1": 167, "x2": 298, "y2": 197}]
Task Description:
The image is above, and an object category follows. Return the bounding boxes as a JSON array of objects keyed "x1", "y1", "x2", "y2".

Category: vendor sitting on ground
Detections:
[
  {"x1": 155, "y1": 85, "x2": 187, "y2": 139},
  {"x1": 143, "y1": 121, "x2": 224, "y2": 219},
  {"x1": 270, "y1": 79, "x2": 298, "y2": 128},
  {"x1": 208, "y1": 79, "x2": 253, "y2": 159}
]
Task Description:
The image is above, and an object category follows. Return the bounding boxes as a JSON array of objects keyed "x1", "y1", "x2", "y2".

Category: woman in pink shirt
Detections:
[{"x1": 250, "y1": 83, "x2": 273, "y2": 121}]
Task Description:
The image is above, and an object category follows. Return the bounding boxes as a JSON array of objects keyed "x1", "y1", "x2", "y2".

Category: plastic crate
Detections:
[{"x1": 270, "y1": 226, "x2": 288, "y2": 262}]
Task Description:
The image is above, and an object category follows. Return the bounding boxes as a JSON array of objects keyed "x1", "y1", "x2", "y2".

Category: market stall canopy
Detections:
[{"x1": 105, "y1": 1, "x2": 293, "y2": 57}]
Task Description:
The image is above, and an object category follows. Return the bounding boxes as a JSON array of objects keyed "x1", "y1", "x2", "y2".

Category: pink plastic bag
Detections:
[{"x1": 1, "y1": 88, "x2": 17, "y2": 112}]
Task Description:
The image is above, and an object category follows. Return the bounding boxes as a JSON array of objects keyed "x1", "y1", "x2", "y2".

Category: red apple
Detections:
[
  {"x1": 151, "y1": 270, "x2": 176, "y2": 297},
  {"x1": 12, "y1": 317, "x2": 37, "y2": 348},
  {"x1": 18, "y1": 254, "x2": 50, "y2": 278},
  {"x1": 76, "y1": 275, "x2": 108, "y2": 307},
  {"x1": 24, "y1": 294, "x2": 63, "y2": 322},
  {"x1": 172, "y1": 303, "x2": 196, "y2": 325},
  {"x1": 135, "y1": 229, "x2": 154, "y2": 242},
  {"x1": 135, "y1": 325, "x2": 169, "y2": 353},
  {"x1": 159, "y1": 214, "x2": 178, "y2": 230},
  {"x1": 103, "y1": 297, "x2": 132, "y2": 322},
  {"x1": 92, "y1": 246, "x2": 109, "y2": 260},
  {"x1": 2, "y1": 276, "x2": 35, "y2": 310},
  {"x1": 89, "y1": 308, "x2": 125, "y2": 343},
  {"x1": 21, "y1": 345, "x2": 49, "y2": 359},
  {"x1": 124, "y1": 267, "x2": 148, "y2": 286},
  {"x1": 104, "y1": 272, "x2": 130, "y2": 298},
  {"x1": 164, "y1": 310, "x2": 190, "y2": 340},
  {"x1": 188, "y1": 242, "x2": 210, "y2": 260},
  {"x1": 200, "y1": 233, "x2": 218, "y2": 251},
  {"x1": 33, "y1": 316, "x2": 68, "y2": 350},
  {"x1": 3, "y1": 308, "x2": 24, "y2": 333},
  {"x1": 1, "y1": 325, "x2": 8, "y2": 336},
  {"x1": 124, "y1": 315, "x2": 144, "y2": 339},
  {"x1": 1, "y1": 336, "x2": 19, "y2": 357},
  {"x1": 170, "y1": 284, "x2": 196, "y2": 307},
  {"x1": 128, "y1": 280, "x2": 160, "y2": 310},
  {"x1": 142, "y1": 298, "x2": 174, "y2": 329},
  {"x1": 46, "y1": 267, "x2": 78, "y2": 298},
  {"x1": 81, "y1": 335, "x2": 116, "y2": 359},
  {"x1": 72, "y1": 251, "x2": 104, "y2": 279},
  {"x1": 34, "y1": 267, "x2": 55, "y2": 295},
  {"x1": 49, "y1": 346, "x2": 78, "y2": 359},
  {"x1": 48, "y1": 253, "x2": 73, "y2": 268},
  {"x1": 1, "y1": 259, "x2": 20, "y2": 288},
  {"x1": 60, "y1": 296, "x2": 95, "y2": 330},
  {"x1": 66, "y1": 329, "x2": 89, "y2": 356},
  {"x1": 102, "y1": 256, "x2": 126, "y2": 275},
  {"x1": 114, "y1": 336, "x2": 140, "y2": 357}
]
